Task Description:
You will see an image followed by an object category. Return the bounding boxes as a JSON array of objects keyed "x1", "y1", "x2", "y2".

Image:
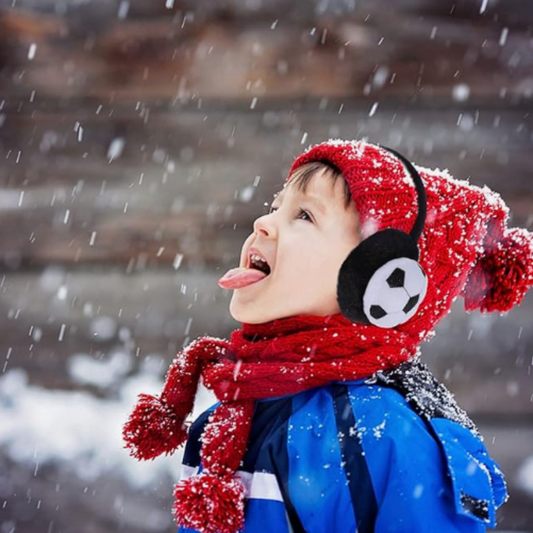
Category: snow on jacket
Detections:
[{"x1": 178, "y1": 376, "x2": 507, "y2": 533}]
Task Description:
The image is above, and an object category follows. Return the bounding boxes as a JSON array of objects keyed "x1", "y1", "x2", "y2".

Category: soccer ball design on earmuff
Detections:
[
  {"x1": 363, "y1": 257, "x2": 427, "y2": 328},
  {"x1": 337, "y1": 145, "x2": 429, "y2": 329}
]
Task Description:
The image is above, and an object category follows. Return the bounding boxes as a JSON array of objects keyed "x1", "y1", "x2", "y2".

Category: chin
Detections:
[
  {"x1": 229, "y1": 308, "x2": 267, "y2": 325},
  {"x1": 229, "y1": 297, "x2": 253, "y2": 323},
  {"x1": 229, "y1": 297, "x2": 278, "y2": 324}
]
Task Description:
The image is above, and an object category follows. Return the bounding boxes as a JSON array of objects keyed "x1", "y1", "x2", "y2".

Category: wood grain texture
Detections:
[
  {"x1": 1, "y1": 0, "x2": 532, "y2": 103},
  {"x1": 1, "y1": 107, "x2": 532, "y2": 267}
]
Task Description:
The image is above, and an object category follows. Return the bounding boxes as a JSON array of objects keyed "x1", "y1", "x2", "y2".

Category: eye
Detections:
[
  {"x1": 297, "y1": 208, "x2": 313, "y2": 222},
  {"x1": 267, "y1": 205, "x2": 313, "y2": 223}
]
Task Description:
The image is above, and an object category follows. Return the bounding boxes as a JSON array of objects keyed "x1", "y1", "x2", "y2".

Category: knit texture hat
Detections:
[{"x1": 289, "y1": 140, "x2": 533, "y2": 341}]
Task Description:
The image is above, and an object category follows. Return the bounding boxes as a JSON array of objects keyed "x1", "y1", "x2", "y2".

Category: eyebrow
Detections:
[{"x1": 275, "y1": 189, "x2": 327, "y2": 215}]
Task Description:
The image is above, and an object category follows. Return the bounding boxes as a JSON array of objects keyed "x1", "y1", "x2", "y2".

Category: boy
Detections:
[{"x1": 123, "y1": 140, "x2": 533, "y2": 533}]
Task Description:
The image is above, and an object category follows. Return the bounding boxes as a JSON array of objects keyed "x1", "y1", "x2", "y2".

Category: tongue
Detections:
[{"x1": 218, "y1": 267, "x2": 268, "y2": 289}]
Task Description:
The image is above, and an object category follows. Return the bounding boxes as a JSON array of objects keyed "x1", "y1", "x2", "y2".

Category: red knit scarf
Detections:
[{"x1": 123, "y1": 314, "x2": 420, "y2": 533}]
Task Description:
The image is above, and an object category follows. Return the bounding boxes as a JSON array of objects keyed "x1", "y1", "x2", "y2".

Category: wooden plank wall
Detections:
[{"x1": 0, "y1": 1, "x2": 532, "y2": 531}]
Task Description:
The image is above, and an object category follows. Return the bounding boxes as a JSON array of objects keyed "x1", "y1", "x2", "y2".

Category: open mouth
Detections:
[{"x1": 249, "y1": 253, "x2": 271, "y2": 276}]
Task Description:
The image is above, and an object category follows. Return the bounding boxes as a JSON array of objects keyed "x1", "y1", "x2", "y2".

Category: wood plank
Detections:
[
  {"x1": 1, "y1": 2, "x2": 532, "y2": 104},
  {"x1": 2, "y1": 107, "x2": 531, "y2": 192},
  {"x1": 1, "y1": 108, "x2": 531, "y2": 267}
]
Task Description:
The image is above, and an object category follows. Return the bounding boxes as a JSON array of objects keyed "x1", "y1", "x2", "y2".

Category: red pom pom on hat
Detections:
[
  {"x1": 173, "y1": 472, "x2": 246, "y2": 533},
  {"x1": 463, "y1": 227, "x2": 533, "y2": 313}
]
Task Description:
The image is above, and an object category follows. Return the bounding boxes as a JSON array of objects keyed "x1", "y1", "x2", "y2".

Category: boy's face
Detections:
[{"x1": 229, "y1": 168, "x2": 361, "y2": 324}]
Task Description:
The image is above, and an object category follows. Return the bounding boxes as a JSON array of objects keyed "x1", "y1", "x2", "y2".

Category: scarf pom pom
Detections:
[
  {"x1": 173, "y1": 473, "x2": 245, "y2": 533},
  {"x1": 123, "y1": 393, "x2": 187, "y2": 460}
]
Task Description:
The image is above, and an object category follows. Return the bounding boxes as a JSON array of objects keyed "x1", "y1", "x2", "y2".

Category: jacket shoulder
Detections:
[{"x1": 344, "y1": 381, "x2": 506, "y2": 529}]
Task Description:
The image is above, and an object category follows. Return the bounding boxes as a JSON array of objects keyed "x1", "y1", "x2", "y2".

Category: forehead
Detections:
[{"x1": 277, "y1": 168, "x2": 345, "y2": 206}]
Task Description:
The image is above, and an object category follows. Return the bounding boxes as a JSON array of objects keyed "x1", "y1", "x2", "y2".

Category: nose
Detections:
[{"x1": 253, "y1": 212, "x2": 277, "y2": 238}]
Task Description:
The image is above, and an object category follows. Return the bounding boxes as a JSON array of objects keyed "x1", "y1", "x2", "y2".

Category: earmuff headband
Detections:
[{"x1": 378, "y1": 145, "x2": 427, "y2": 242}]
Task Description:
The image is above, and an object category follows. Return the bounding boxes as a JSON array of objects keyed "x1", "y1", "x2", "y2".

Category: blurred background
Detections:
[{"x1": 0, "y1": 0, "x2": 532, "y2": 532}]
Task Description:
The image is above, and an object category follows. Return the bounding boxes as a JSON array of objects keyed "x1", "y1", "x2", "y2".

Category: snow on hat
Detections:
[{"x1": 288, "y1": 139, "x2": 533, "y2": 341}]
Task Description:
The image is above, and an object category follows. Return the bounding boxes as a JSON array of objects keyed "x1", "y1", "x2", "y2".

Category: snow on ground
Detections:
[
  {"x1": 0, "y1": 354, "x2": 216, "y2": 488},
  {"x1": 516, "y1": 455, "x2": 533, "y2": 496}
]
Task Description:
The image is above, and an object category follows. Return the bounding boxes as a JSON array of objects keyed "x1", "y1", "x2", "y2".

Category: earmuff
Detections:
[{"x1": 337, "y1": 146, "x2": 428, "y2": 328}]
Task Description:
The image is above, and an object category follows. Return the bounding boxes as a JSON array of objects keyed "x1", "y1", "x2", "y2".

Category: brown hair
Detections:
[{"x1": 286, "y1": 161, "x2": 353, "y2": 209}]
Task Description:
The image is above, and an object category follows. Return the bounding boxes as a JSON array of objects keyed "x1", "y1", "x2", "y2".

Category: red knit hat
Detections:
[{"x1": 289, "y1": 139, "x2": 533, "y2": 341}]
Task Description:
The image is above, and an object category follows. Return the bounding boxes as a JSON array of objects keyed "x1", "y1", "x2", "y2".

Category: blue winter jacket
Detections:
[{"x1": 178, "y1": 378, "x2": 507, "y2": 533}]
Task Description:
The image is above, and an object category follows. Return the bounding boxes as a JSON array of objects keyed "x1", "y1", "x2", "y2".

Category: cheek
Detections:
[
  {"x1": 316, "y1": 254, "x2": 344, "y2": 281},
  {"x1": 312, "y1": 246, "x2": 352, "y2": 289},
  {"x1": 277, "y1": 243, "x2": 343, "y2": 287}
]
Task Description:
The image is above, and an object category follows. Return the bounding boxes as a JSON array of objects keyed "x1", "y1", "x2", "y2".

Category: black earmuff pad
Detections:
[{"x1": 337, "y1": 229, "x2": 420, "y2": 323}]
